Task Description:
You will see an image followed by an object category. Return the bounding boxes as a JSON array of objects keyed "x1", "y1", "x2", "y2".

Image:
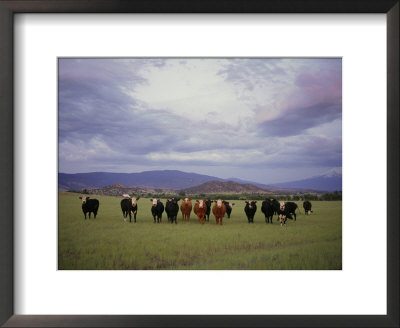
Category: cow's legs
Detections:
[{"x1": 220, "y1": 217, "x2": 223, "y2": 225}]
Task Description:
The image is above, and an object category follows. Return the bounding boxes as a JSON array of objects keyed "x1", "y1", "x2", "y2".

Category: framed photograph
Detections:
[{"x1": 1, "y1": 0, "x2": 398, "y2": 327}]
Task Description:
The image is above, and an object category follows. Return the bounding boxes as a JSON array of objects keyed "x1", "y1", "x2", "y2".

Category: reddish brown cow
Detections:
[
  {"x1": 194, "y1": 199, "x2": 207, "y2": 224},
  {"x1": 180, "y1": 197, "x2": 192, "y2": 221},
  {"x1": 212, "y1": 199, "x2": 226, "y2": 225}
]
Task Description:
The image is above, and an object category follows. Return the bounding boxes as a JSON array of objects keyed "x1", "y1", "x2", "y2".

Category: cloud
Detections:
[
  {"x1": 58, "y1": 58, "x2": 342, "y2": 182},
  {"x1": 257, "y1": 102, "x2": 341, "y2": 137}
]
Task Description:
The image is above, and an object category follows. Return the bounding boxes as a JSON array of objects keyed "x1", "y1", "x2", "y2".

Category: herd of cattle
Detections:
[{"x1": 79, "y1": 196, "x2": 313, "y2": 226}]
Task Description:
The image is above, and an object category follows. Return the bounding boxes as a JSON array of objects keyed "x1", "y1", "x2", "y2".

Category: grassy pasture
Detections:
[{"x1": 58, "y1": 192, "x2": 342, "y2": 270}]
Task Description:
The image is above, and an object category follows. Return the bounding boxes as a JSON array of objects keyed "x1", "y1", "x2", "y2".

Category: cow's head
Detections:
[
  {"x1": 79, "y1": 196, "x2": 89, "y2": 204},
  {"x1": 150, "y1": 198, "x2": 158, "y2": 206},
  {"x1": 197, "y1": 199, "x2": 205, "y2": 208},
  {"x1": 280, "y1": 201, "x2": 285, "y2": 211},
  {"x1": 215, "y1": 199, "x2": 224, "y2": 208},
  {"x1": 169, "y1": 198, "x2": 179, "y2": 204},
  {"x1": 131, "y1": 197, "x2": 139, "y2": 206},
  {"x1": 246, "y1": 200, "x2": 256, "y2": 209}
]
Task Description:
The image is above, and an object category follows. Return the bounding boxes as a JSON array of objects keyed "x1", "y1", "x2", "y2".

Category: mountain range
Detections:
[
  {"x1": 272, "y1": 168, "x2": 342, "y2": 192},
  {"x1": 59, "y1": 169, "x2": 342, "y2": 193}
]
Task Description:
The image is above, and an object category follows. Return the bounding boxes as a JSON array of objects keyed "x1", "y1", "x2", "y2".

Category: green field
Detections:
[{"x1": 58, "y1": 192, "x2": 342, "y2": 270}]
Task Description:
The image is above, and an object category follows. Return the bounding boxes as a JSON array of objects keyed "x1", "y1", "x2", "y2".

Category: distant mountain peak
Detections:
[{"x1": 322, "y1": 167, "x2": 342, "y2": 177}]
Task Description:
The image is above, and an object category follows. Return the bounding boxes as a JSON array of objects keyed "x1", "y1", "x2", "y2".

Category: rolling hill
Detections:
[{"x1": 180, "y1": 180, "x2": 273, "y2": 195}]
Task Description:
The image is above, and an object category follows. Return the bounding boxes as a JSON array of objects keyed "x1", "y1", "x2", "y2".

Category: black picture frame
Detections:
[{"x1": 0, "y1": 1, "x2": 398, "y2": 327}]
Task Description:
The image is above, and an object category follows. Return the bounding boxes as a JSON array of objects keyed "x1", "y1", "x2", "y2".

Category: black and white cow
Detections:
[
  {"x1": 79, "y1": 196, "x2": 99, "y2": 220},
  {"x1": 165, "y1": 198, "x2": 180, "y2": 224},
  {"x1": 244, "y1": 200, "x2": 257, "y2": 223},
  {"x1": 277, "y1": 201, "x2": 288, "y2": 226},
  {"x1": 120, "y1": 196, "x2": 140, "y2": 223},
  {"x1": 303, "y1": 200, "x2": 313, "y2": 215},
  {"x1": 224, "y1": 201, "x2": 235, "y2": 219},
  {"x1": 261, "y1": 199, "x2": 274, "y2": 224},
  {"x1": 276, "y1": 201, "x2": 298, "y2": 222},
  {"x1": 151, "y1": 198, "x2": 164, "y2": 223}
]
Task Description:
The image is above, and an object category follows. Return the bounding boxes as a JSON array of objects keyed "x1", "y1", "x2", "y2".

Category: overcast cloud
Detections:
[{"x1": 58, "y1": 58, "x2": 342, "y2": 184}]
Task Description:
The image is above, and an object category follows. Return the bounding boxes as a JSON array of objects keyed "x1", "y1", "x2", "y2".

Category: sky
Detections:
[{"x1": 58, "y1": 58, "x2": 342, "y2": 184}]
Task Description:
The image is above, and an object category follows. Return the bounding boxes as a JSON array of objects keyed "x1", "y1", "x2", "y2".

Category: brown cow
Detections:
[
  {"x1": 180, "y1": 197, "x2": 192, "y2": 221},
  {"x1": 212, "y1": 199, "x2": 226, "y2": 225},
  {"x1": 194, "y1": 199, "x2": 207, "y2": 224}
]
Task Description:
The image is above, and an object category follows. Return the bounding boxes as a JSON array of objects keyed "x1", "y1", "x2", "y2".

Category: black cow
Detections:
[
  {"x1": 244, "y1": 201, "x2": 257, "y2": 223},
  {"x1": 303, "y1": 201, "x2": 313, "y2": 215},
  {"x1": 224, "y1": 201, "x2": 235, "y2": 218},
  {"x1": 271, "y1": 198, "x2": 280, "y2": 214},
  {"x1": 165, "y1": 198, "x2": 180, "y2": 224},
  {"x1": 79, "y1": 196, "x2": 99, "y2": 220},
  {"x1": 261, "y1": 199, "x2": 274, "y2": 224},
  {"x1": 120, "y1": 196, "x2": 140, "y2": 223},
  {"x1": 151, "y1": 198, "x2": 164, "y2": 223},
  {"x1": 205, "y1": 199, "x2": 212, "y2": 222},
  {"x1": 285, "y1": 201, "x2": 298, "y2": 221}
]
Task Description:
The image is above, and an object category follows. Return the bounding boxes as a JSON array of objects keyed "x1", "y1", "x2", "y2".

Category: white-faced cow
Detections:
[
  {"x1": 194, "y1": 199, "x2": 207, "y2": 224},
  {"x1": 120, "y1": 195, "x2": 140, "y2": 223},
  {"x1": 278, "y1": 201, "x2": 287, "y2": 226},
  {"x1": 244, "y1": 200, "x2": 257, "y2": 223},
  {"x1": 79, "y1": 196, "x2": 99, "y2": 220},
  {"x1": 212, "y1": 199, "x2": 226, "y2": 225},
  {"x1": 150, "y1": 198, "x2": 164, "y2": 223}
]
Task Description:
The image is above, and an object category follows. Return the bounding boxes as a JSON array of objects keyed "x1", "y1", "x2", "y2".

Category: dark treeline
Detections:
[{"x1": 68, "y1": 189, "x2": 342, "y2": 201}]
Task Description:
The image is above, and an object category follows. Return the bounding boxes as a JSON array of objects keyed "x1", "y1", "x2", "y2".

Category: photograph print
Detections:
[{"x1": 58, "y1": 58, "x2": 342, "y2": 270}]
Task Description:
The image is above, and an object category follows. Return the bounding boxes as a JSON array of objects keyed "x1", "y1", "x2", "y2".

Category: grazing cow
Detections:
[
  {"x1": 205, "y1": 199, "x2": 212, "y2": 222},
  {"x1": 194, "y1": 199, "x2": 207, "y2": 224},
  {"x1": 212, "y1": 199, "x2": 226, "y2": 225},
  {"x1": 224, "y1": 201, "x2": 235, "y2": 218},
  {"x1": 180, "y1": 198, "x2": 193, "y2": 221},
  {"x1": 120, "y1": 196, "x2": 140, "y2": 223},
  {"x1": 79, "y1": 196, "x2": 99, "y2": 220},
  {"x1": 165, "y1": 198, "x2": 180, "y2": 224},
  {"x1": 244, "y1": 200, "x2": 257, "y2": 223},
  {"x1": 150, "y1": 198, "x2": 164, "y2": 223},
  {"x1": 261, "y1": 199, "x2": 274, "y2": 224},
  {"x1": 303, "y1": 201, "x2": 313, "y2": 215}
]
